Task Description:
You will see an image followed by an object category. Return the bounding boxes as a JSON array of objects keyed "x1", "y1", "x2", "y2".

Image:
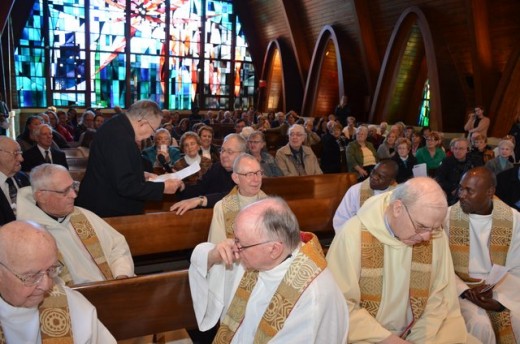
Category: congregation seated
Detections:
[
  {"x1": 391, "y1": 137, "x2": 417, "y2": 183},
  {"x1": 345, "y1": 125, "x2": 378, "y2": 181},
  {"x1": 207, "y1": 153, "x2": 267, "y2": 244},
  {"x1": 485, "y1": 139, "x2": 515, "y2": 175},
  {"x1": 0, "y1": 221, "x2": 116, "y2": 343},
  {"x1": 197, "y1": 125, "x2": 220, "y2": 163},
  {"x1": 78, "y1": 113, "x2": 105, "y2": 148},
  {"x1": 189, "y1": 197, "x2": 349, "y2": 342},
  {"x1": 246, "y1": 130, "x2": 283, "y2": 177},
  {"x1": 367, "y1": 124, "x2": 384, "y2": 150},
  {"x1": 170, "y1": 133, "x2": 246, "y2": 214},
  {"x1": 410, "y1": 130, "x2": 424, "y2": 156},
  {"x1": 275, "y1": 124, "x2": 323, "y2": 176},
  {"x1": 56, "y1": 109, "x2": 75, "y2": 142},
  {"x1": 303, "y1": 118, "x2": 321, "y2": 146},
  {"x1": 141, "y1": 128, "x2": 181, "y2": 173},
  {"x1": 74, "y1": 110, "x2": 95, "y2": 142},
  {"x1": 172, "y1": 118, "x2": 189, "y2": 141},
  {"x1": 16, "y1": 115, "x2": 43, "y2": 152},
  {"x1": 496, "y1": 164, "x2": 520, "y2": 211},
  {"x1": 173, "y1": 131, "x2": 212, "y2": 186},
  {"x1": 415, "y1": 130, "x2": 446, "y2": 176},
  {"x1": 17, "y1": 164, "x2": 134, "y2": 285},
  {"x1": 21, "y1": 124, "x2": 68, "y2": 172},
  {"x1": 320, "y1": 121, "x2": 347, "y2": 174},
  {"x1": 435, "y1": 137, "x2": 476, "y2": 205},
  {"x1": 46, "y1": 110, "x2": 71, "y2": 148},
  {"x1": 468, "y1": 133, "x2": 494, "y2": 166},
  {"x1": 0, "y1": 137, "x2": 30, "y2": 225},
  {"x1": 376, "y1": 131, "x2": 397, "y2": 159}
]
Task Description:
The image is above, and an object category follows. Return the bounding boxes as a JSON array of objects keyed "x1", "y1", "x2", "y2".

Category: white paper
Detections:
[
  {"x1": 481, "y1": 264, "x2": 510, "y2": 293},
  {"x1": 152, "y1": 162, "x2": 201, "y2": 182},
  {"x1": 412, "y1": 163, "x2": 427, "y2": 177}
]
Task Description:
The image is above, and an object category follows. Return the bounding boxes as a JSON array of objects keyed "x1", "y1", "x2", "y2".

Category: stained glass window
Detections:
[
  {"x1": 14, "y1": 0, "x2": 254, "y2": 110},
  {"x1": 418, "y1": 79, "x2": 430, "y2": 127}
]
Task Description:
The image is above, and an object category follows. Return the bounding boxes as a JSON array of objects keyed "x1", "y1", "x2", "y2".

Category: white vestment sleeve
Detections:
[
  {"x1": 333, "y1": 183, "x2": 361, "y2": 233},
  {"x1": 208, "y1": 200, "x2": 226, "y2": 244},
  {"x1": 189, "y1": 242, "x2": 228, "y2": 331}
]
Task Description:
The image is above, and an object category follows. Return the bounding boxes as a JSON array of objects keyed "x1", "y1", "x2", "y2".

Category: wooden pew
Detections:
[
  {"x1": 144, "y1": 173, "x2": 357, "y2": 213},
  {"x1": 74, "y1": 270, "x2": 197, "y2": 341}
]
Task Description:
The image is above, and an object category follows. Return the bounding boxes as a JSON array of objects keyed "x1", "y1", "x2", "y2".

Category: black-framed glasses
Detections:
[
  {"x1": 0, "y1": 148, "x2": 23, "y2": 157},
  {"x1": 0, "y1": 260, "x2": 64, "y2": 287},
  {"x1": 219, "y1": 148, "x2": 240, "y2": 155},
  {"x1": 138, "y1": 116, "x2": 157, "y2": 134},
  {"x1": 236, "y1": 170, "x2": 263, "y2": 178},
  {"x1": 40, "y1": 181, "x2": 80, "y2": 196},
  {"x1": 234, "y1": 239, "x2": 274, "y2": 252},
  {"x1": 402, "y1": 202, "x2": 442, "y2": 237}
]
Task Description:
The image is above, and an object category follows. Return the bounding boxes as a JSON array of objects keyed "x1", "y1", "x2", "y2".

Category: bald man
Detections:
[
  {"x1": 0, "y1": 136, "x2": 29, "y2": 225},
  {"x1": 445, "y1": 166, "x2": 520, "y2": 343},
  {"x1": 189, "y1": 197, "x2": 348, "y2": 343},
  {"x1": 0, "y1": 221, "x2": 115, "y2": 343},
  {"x1": 327, "y1": 177, "x2": 471, "y2": 343}
]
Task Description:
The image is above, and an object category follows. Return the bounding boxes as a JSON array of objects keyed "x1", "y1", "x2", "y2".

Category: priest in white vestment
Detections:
[
  {"x1": 208, "y1": 153, "x2": 267, "y2": 244},
  {"x1": 0, "y1": 221, "x2": 116, "y2": 343},
  {"x1": 333, "y1": 160, "x2": 397, "y2": 233},
  {"x1": 17, "y1": 164, "x2": 134, "y2": 285},
  {"x1": 445, "y1": 166, "x2": 520, "y2": 343},
  {"x1": 327, "y1": 177, "x2": 473, "y2": 343},
  {"x1": 190, "y1": 197, "x2": 349, "y2": 343}
]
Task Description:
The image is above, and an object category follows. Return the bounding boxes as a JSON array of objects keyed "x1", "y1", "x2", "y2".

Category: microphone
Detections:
[{"x1": 157, "y1": 154, "x2": 173, "y2": 173}]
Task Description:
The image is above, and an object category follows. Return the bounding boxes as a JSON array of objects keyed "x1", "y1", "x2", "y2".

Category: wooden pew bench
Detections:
[{"x1": 74, "y1": 270, "x2": 197, "y2": 341}]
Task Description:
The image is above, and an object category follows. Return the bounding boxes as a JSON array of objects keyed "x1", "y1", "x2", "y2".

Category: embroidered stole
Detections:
[
  {"x1": 0, "y1": 284, "x2": 74, "y2": 344},
  {"x1": 358, "y1": 225, "x2": 432, "y2": 338},
  {"x1": 222, "y1": 187, "x2": 268, "y2": 239},
  {"x1": 59, "y1": 208, "x2": 114, "y2": 285},
  {"x1": 449, "y1": 199, "x2": 515, "y2": 344},
  {"x1": 359, "y1": 179, "x2": 395, "y2": 207},
  {"x1": 213, "y1": 232, "x2": 326, "y2": 344}
]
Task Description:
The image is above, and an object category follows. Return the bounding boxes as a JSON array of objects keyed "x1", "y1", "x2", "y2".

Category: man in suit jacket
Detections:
[
  {"x1": 496, "y1": 164, "x2": 520, "y2": 211},
  {"x1": 21, "y1": 124, "x2": 68, "y2": 172},
  {"x1": 0, "y1": 136, "x2": 30, "y2": 225}
]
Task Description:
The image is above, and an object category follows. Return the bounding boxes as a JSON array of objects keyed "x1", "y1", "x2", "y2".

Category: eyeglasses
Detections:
[
  {"x1": 0, "y1": 148, "x2": 23, "y2": 157},
  {"x1": 40, "y1": 181, "x2": 80, "y2": 196},
  {"x1": 234, "y1": 238, "x2": 274, "y2": 252},
  {"x1": 220, "y1": 148, "x2": 240, "y2": 155},
  {"x1": 248, "y1": 140, "x2": 262, "y2": 145},
  {"x1": 402, "y1": 202, "x2": 442, "y2": 237},
  {"x1": 0, "y1": 260, "x2": 64, "y2": 287},
  {"x1": 289, "y1": 132, "x2": 304, "y2": 137},
  {"x1": 236, "y1": 170, "x2": 263, "y2": 178},
  {"x1": 138, "y1": 116, "x2": 157, "y2": 134}
]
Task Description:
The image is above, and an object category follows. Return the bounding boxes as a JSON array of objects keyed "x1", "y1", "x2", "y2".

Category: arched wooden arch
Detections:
[
  {"x1": 489, "y1": 44, "x2": 520, "y2": 136},
  {"x1": 369, "y1": 7, "x2": 442, "y2": 130},
  {"x1": 258, "y1": 39, "x2": 302, "y2": 113},
  {"x1": 301, "y1": 25, "x2": 344, "y2": 118}
]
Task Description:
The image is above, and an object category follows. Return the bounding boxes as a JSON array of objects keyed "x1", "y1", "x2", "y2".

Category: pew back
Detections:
[{"x1": 74, "y1": 270, "x2": 196, "y2": 341}]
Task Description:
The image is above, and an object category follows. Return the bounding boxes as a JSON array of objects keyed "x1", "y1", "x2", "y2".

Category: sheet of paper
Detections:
[
  {"x1": 152, "y1": 162, "x2": 201, "y2": 182},
  {"x1": 480, "y1": 264, "x2": 510, "y2": 293},
  {"x1": 412, "y1": 163, "x2": 427, "y2": 177}
]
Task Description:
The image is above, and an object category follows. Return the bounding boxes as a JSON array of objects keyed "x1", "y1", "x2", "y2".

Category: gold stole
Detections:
[
  {"x1": 213, "y1": 232, "x2": 326, "y2": 344},
  {"x1": 59, "y1": 208, "x2": 114, "y2": 285},
  {"x1": 359, "y1": 226, "x2": 432, "y2": 338},
  {"x1": 449, "y1": 199, "x2": 515, "y2": 344},
  {"x1": 222, "y1": 186, "x2": 267, "y2": 239},
  {"x1": 0, "y1": 284, "x2": 74, "y2": 344},
  {"x1": 359, "y1": 179, "x2": 374, "y2": 207}
]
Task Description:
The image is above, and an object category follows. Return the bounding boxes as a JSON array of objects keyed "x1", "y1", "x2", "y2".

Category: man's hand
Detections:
[
  {"x1": 170, "y1": 197, "x2": 200, "y2": 215},
  {"x1": 163, "y1": 179, "x2": 183, "y2": 194},
  {"x1": 207, "y1": 239, "x2": 239, "y2": 269},
  {"x1": 463, "y1": 285, "x2": 505, "y2": 312},
  {"x1": 144, "y1": 172, "x2": 158, "y2": 181}
]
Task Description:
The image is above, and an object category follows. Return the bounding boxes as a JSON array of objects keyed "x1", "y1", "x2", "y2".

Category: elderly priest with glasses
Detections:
[
  {"x1": 327, "y1": 177, "x2": 476, "y2": 343},
  {"x1": 189, "y1": 197, "x2": 348, "y2": 343},
  {"x1": 0, "y1": 220, "x2": 116, "y2": 343},
  {"x1": 16, "y1": 164, "x2": 134, "y2": 285}
]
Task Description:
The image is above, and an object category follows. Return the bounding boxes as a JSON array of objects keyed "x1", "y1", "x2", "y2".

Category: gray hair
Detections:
[
  {"x1": 125, "y1": 100, "x2": 162, "y2": 121},
  {"x1": 257, "y1": 197, "x2": 301, "y2": 251},
  {"x1": 223, "y1": 133, "x2": 247, "y2": 153},
  {"x1": 498, "y1": 139, "x2": 515, "y2": 150},
  {"x1": 288, "y1": 124, "x2": 306, "y2": 138},
  {"x1": 33, "y1": 123, "x2": 53, "y2": 137},
  {"x1": 232, "y1": 153, "x2": 259, "y2": 173},
  {"x1": 30, "y1": 164, "x2": 69, "y2": 193},
  {"x1": 450, "y1": 137, "x2": 469, "y2": 149},
  {"x1": 390, "y1": 176, "x2": 447, "y2": 209},
  {"x1": 79, "y1": 110, "x2": 95, "y2": 125}
]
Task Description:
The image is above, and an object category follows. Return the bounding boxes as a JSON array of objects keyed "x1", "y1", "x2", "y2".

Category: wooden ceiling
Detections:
[
  {"x1": 234, "y1": 0, "x2": 520, "y2": 135},
  {"x1": 2, "y1": 0, "x2": 520, "y2": 135}
]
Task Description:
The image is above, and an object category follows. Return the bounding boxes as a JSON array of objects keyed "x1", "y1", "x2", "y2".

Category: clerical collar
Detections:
[{"x1": 37, "y1": 204, "x2": 67, "y2": 223}]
